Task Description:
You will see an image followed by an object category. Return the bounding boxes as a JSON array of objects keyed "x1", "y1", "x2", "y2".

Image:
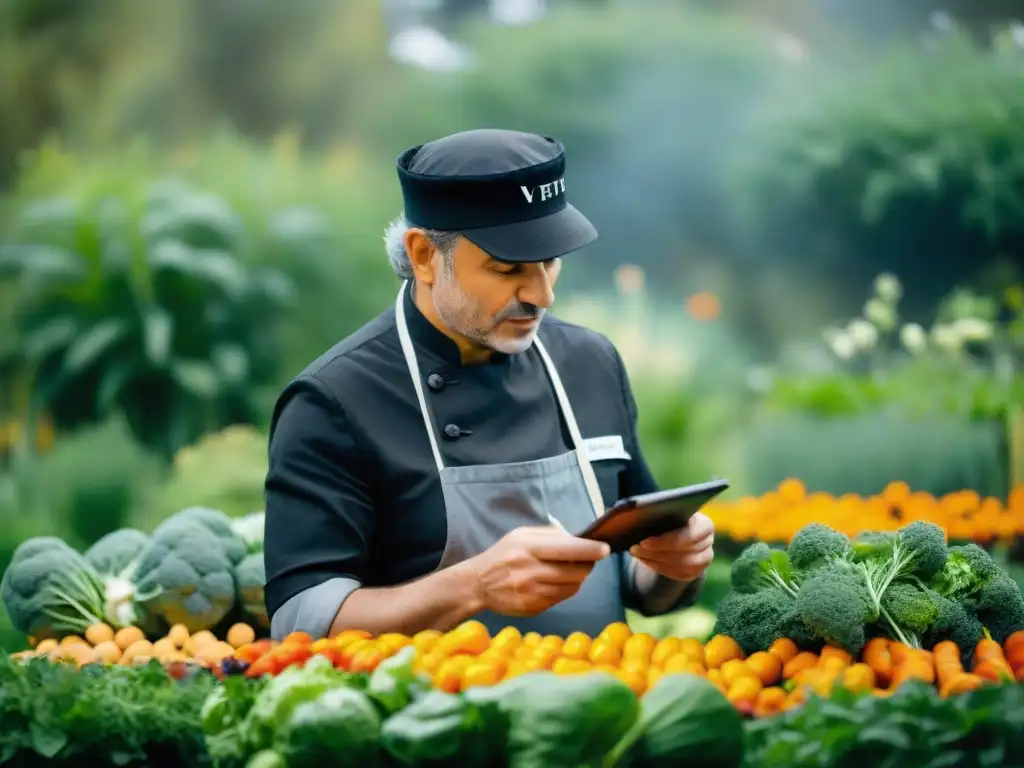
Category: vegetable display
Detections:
[
  {"x1": 714, "y1": 520, "x2": 1024, "y2": 658},
  {"x1": 0, "y1": 507, "x2": 267, "y2": 641},
  {"x1": 201, "y1": 650, "x2": 744, "y2": 768}
]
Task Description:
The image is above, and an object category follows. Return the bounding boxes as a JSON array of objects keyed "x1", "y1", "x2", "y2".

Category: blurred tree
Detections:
[{"x1": 730, "y1": 26, "x2": 1024, "y2": 326}]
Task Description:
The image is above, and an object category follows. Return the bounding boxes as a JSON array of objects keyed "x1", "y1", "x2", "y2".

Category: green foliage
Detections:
[
  {"x1": 0, "y1": 654, "x2": 216, "y2": 766},
  {"x1": 743, "y1": 680, "x2": 1024, "y2": 768},
  {"x1": 2, "y1": 416, "x2": 163, "y2": 549},
  {"x1": 1, "y1": 173, "x2": 296, "y2": 458},
  {"x1": 731, "y1": 26, "x2": 1024, "y2": 315},
  {"x1": 739, "y1": 412, "x2": 1008, "y2": 499}
]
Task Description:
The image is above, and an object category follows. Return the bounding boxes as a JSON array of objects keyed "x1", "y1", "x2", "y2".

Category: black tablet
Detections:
[{"x1": 576, "y1": 478, "x2": 729, "y2": 552}]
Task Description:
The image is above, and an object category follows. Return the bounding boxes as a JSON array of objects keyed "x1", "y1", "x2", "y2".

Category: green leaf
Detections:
[
  {"x1": 61, "y1": 318, "x2": 128, "y2": 374},
  {"x1": 28, "y1": 724, "x2": 67, "y2": 758},
  {"x1": 95, "y1": 360, "x2": 141, "y2": 413},
  {"x1": 142, "y1": 306, "x2": 174, "y2": 365},
  {"x1": 172, "y1": 359, "x2": 221, "y2": 398},
  {"x1": 0, "y1": 244, "x2": 85, "y2": 283},
  {"x1": 21, "y1": 317, "x2": 79, "y2": 361},
  {"x1": 148, "y1": 241, "x2": 248, "y2": 298}
]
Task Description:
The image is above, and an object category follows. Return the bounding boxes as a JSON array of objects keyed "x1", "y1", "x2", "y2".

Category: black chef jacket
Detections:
[{"x1": 263, "y1": 286, "x2": 699, "y2": 632}]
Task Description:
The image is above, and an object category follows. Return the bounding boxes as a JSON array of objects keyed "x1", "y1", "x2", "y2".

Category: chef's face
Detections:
[
  {"x1": 435, "y1": 237, "x2": 561, "y2": 355},
  {"x1": 412, "y1": 232, "x2": 561, "y2": 356}
]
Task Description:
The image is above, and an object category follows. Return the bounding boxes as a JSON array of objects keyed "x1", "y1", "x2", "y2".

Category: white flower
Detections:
[
  {"x1": 847, "y1": 318, "x2": 879, "y2": 350},
  {"x1": 899, "y1": 323, "x2": 927, "y2": 354},
  {"x1": 613, "y1": 264, "x2": 645, "y2": 295},
  {"x1": 953, "y1": 317, "x2": 993, "y2": 342},
  {"x1": 864, "y1": 298, "x2": 896, "y2": 331},
  {"x1": 827, "y1": 332, "x2": 857, "y2": 360},
  {"x1": 931, "y1": 323, "x2": 962, "y2": 352},
  {"x1": 874, "y1": 273, "x2": 902, "y2": 304}
]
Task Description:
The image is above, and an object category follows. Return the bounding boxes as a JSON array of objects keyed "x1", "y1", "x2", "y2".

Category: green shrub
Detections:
[
  {"x1": 739, "y1": 411, "x2": 1008, "y2": 498},
  {"x1": 2, "y1": 135, "x2": 401, "y2": 453},
  {"x1": 2, "y1": 415, "x2": 163, "y2": 549},
  {"x1": 143, "y1": 425, "x2": 268, "y2": 530},
  {"x1": 730, "y1": 27, "x2": 1024, "y2": 318}
]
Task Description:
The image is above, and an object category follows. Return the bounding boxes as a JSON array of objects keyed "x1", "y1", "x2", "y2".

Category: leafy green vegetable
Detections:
[
  {"x1": 606, "y1": 673, "x2": 743, "y2": 768},
  {"x1": 365, "y1": 646, "x2": 429, "y2": 717},
  {"x1": 381, "y1": 690, "x2": 501, "y2": 767},
  {"x1": 742, "y1": 680, "x2": 1024, "y2": 768},
  {"x1": 496, "y1": 672, "x2": 639, "y2": 768},
  {"x1": 242, "y1": 655, "x2": 351, "y2": 754},
  {"x1": 0, "y1": 654, "x2": 216, "y2": 766},
  {"x1": 277, "y1": 686, "x2": 381, "y2": 768}
]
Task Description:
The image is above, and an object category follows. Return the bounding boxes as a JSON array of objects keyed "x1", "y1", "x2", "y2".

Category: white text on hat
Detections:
[{"x1": 520, "y1": 177, "x2": 566, "y2": 203}]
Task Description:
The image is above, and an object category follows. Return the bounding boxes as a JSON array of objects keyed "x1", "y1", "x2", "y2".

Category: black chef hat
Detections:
[{"x1": 396, "y1": 128, "x2": 598, "y2": 263}]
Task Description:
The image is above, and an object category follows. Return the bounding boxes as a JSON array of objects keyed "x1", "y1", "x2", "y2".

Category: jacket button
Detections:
[
  {"x1": 427, "y1": 374, "x2": 445, "y2": 391},
  {"x1": 443, "y1": 423, "x2": 461, "y2": 439}
]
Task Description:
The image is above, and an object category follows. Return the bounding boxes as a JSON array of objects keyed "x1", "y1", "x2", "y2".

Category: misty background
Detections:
[{"x1": 0, "y1": 0, "x2": 1023, "y2": 647}]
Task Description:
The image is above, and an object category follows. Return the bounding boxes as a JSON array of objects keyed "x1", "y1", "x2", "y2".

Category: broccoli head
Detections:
[
  {"x1": 235, "y1": 552, "x2": 268, "y2": 629},
  {"x1": 880, "y1": 582, "x2": 939, "y2": 636},
  {"x1": 163, "y1": 507, "x2": 247, "y2": 565},
  {"x1": 85, "y1": 528, "x2": 150, "y2": 577},
  {"x1": 713, "y1": 586, "x2": 813, "y2": 655},
  {"x1": 133, "y1": 521, "x2": 237, "y2": 632},
  {"x1": 930, "y1": 543, "x2": 1000, "y2": 603},
  {"x1": 730, "y1": 542, "x2": 797, "y2": 595},
  {"x1": 925, "y1": 594, "x2": 984, "y2": 664},
  {"x1": 788, "y1": 523, "x2": 849, "y2": 571},
  {"x1": 1, "y1": 537, "x2": 107, "y2": 638},
  {"x1": 974, "y1": 573, "x2": 1024, "y2": 644},
  {"x1": 897, "y1": 521, "x2": 947, "y2": 580},
  {"x1": 795, "y1": 559, "x2": 875, "y2": 654}
]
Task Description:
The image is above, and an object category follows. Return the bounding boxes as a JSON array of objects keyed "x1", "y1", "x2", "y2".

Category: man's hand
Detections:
[
  {"x1": 468, "y1": 526, "x2": 611, "y2": 617},
  {"x1": 629, "y1": 512, "x2": 715, "y2": 583}
]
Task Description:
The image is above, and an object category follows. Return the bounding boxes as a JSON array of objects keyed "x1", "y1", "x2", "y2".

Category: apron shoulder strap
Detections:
[{"x1": 534, "y1": 335, "x2": 606, "y2": 520}]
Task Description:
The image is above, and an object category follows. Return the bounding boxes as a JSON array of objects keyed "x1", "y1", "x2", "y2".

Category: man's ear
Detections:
[{"x1": 404, "y1": 228, "x2": 438, "y2": 286}]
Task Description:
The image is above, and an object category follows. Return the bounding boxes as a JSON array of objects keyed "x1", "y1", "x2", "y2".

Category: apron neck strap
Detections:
[
  {"x1": 395, "y1": 281, "x2": 446, "y2": 473},
  {"x1": 394, "y1": 280, "x2": 606, "y2": 519},
  {"x1": 533, "y1": 336, "x2": 605, "y2": 519}
]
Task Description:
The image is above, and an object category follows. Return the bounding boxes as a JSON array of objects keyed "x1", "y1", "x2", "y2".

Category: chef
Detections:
[{"x1": 263, "y1": 128, "x2": 715, "y2": 641}]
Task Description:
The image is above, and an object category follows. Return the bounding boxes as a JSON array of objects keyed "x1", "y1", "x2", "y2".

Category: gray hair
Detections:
[{"x1": 383, "y1": 213, "x2": 461, "y2": 279}]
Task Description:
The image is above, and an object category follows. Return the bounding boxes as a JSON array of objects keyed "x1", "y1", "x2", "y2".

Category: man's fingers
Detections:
[
  {"x1": 529, "y1": 536, "x2": 611, "y2": 563},
  {"x1": 530, "y1": 561, "x2": 595, "y2": 585}
]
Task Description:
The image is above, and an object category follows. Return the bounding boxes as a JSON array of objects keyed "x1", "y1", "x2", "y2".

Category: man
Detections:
[{"x1": 263, "y1": 128, "x2": 715, "y2": 641}]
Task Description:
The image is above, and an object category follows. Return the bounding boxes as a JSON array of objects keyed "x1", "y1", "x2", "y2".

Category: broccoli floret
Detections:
[
  {"x1": 897, "y1": 521, "x2": 947, "y2": 580},
  {"x1": 931, "y1": 543, "x2": 1000, "y2": 604},
  {"x1": 926, "y1": 594, "x2": 984, "y2": 664},
  {"x1": 85, "y1": 529, "x2": 150, "y2": 577},
  {"x1": 730, "y1": 542, "x2": 798, "y2": 595},
  {"x1": 0, "y1": 537, "x2": 107, "y2": 639},
  {"x1": 235, "y1": 552, "x2": 268, "y2": 629},
  {"x1": 881, "y1": 582, "x2": 940, "y2": 638},
  {"x1": 795, "y1": 559, "x2": 875, "y2": 654},
  {"x1": 133, "y1": 521, "x2": 237, "y2": 632},
  {"x1": 788, "y1": 523, "x2": 849, "y2": 571},
  {"x1": 165, "y1": 507, "x2": 247, "y2": 565},
  {"x1": 974, "y1": 573, "x2": 1024, "y2": 644},
  {"x1": 713, "y1": 586, "x2": 813, "y2": 654}
]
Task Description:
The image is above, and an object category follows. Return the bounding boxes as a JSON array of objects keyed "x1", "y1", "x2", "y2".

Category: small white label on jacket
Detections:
[{"x1": 583, "y1": 435, "x2": 631, "y2": 462}]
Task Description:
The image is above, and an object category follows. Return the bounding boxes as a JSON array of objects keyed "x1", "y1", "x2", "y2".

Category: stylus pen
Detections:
[{"x1": 547, "y1": 514, "x2": 569, "y2": 532}]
